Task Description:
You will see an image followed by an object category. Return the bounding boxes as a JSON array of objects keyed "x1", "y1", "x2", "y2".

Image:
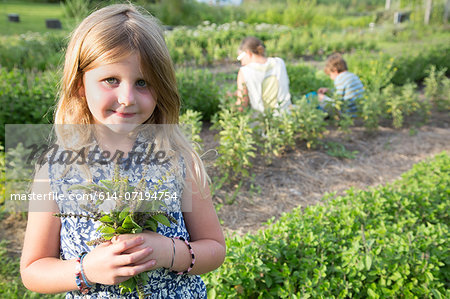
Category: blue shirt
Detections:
[{"x1": 334, "y1": 71, "x2": 364, "y2": 112}]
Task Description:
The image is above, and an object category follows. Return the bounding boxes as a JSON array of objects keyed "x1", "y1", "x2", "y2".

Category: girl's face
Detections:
[{"x1": 81, "y1": 53, "x2": 156, "y2": 131}]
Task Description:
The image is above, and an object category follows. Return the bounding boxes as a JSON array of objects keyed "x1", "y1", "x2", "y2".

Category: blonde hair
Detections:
[
  {"x1": 324, "y1": 53, "x2": 348, "y2": 75},
  {"x1": 239, "y1": 36, "x2": 265, "y2": 57},
  {"x1": 54, "y1": 4, "x2": 209, "y2": 194}
]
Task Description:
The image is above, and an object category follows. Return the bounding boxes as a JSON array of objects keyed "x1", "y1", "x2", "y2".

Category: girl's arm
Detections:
[
  {"x1": 236, "y1": 69, "x2": 249, "y2": 111},
  {"x1": 177, "y1": 172, "x2": 226, "y2": 275},
  {"x1": 20, "y1": 163, "x2": 157, "y2": 294}
]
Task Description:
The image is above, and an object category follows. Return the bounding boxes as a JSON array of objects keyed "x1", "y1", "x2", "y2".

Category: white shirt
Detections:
[{"x1": 240, "y1": 57, "x2": 291, "y2": 114}]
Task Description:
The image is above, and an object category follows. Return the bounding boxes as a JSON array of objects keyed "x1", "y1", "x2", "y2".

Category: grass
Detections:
[
  {"x1": 0, "y1": 241, "x2": 64, "y2": 298},
  {"x1": 0, "y1": 1, "x2": 65, "y2": 35}
]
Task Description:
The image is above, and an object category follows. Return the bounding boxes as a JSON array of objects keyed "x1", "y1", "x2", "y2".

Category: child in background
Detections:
[
  {"x1": 20, "y1": 4, "x2": 225, "y2": 298},
  {"x1": 317, "y1": 53, "x2": 364, "y2": 114},
  {"x1": 235, "y1": 36, "x2": 292, "y2": 114}
]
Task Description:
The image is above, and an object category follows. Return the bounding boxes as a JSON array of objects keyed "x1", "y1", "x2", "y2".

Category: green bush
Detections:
[
  {"x1": 203, "y1": 152, "x2": 450, "y2": 298},
  {"x1": 384, "y1": 82, "x2": 424, "y2": 128},
  {"x1": 0, "y1": 32, "x2": 66, "y2": 71},
  {"x1": 211, "y1": 109, "x2": 257, "y2": 182},
  {"x1": 424, "y1": 65, "x2": 450, "y2": 111},
  {"x1": 0, "y1": 67, "x2": 58, "y2": 143},
  {"x1": 286, "y1": 63, "x2": 333, "y2": 99},
  {"x1": 391, "y1": 43, "x2": 450, "y2": 85},
  {"x1": 179, "y1": 109, "x2": 203, "y2": 153},
  {"x1": 177, "y1": 68, "x2": 221, "y2": 121}
]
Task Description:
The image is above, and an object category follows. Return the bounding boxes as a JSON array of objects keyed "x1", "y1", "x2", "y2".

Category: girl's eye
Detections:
[
  {"x1": 105, "y1": 78, "x2": 118, "y2": 84},
  {"x1": 136, "y1": 80, "x2": 147, "y2": 87}
]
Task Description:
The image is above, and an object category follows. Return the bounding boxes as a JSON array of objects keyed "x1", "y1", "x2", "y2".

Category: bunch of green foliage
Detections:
[
  {"x1": 290, "y1": 96, "x2": 328, "y2": 149},
  {"x1": 0, "y1": 68, "x2": 58, "y2": 143},
  {"x1": 286, "y1": 63, "x2": 333, "y2": 98},
  {"x1": 179, "y1": 109, "x2": 203, "y2": 153},
  {"x1": 347, "y1": 52, "x2": 396, "y2": 131},
  {"x1": 391, "y1": 43, "x2": 450, "y2": 85},
  {"x1": 211, "y1": 109, "x2": 257, "y2": 183},
  {"x1": 384, "y1": 82, "x2": 425, "y2": 128},
  {"x1": 203, "y1": 152, "x2": 450, "y2": 298},
  {"x1": 254, "y1": 110, "x2": 295, "y2": 165},
  {"x1": 0, "y1": 33, "x2": 66, "y2": 71},
  {"x1": 424, "y1": 66, "x2": 450, "y2": 111},
  {"x1": 177, "y1": 68, "x2": 221, "y2": 121},
  {"x1": 58, "y1": 165, "x2": 177, "y2": 298}
]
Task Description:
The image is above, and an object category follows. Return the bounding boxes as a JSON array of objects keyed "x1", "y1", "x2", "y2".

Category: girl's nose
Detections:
[{"x1": 117, "y1": 84, "x2": 136, "y2": 106}]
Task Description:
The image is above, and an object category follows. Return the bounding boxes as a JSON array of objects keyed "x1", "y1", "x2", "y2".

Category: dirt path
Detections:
[
  {"x1": 206, "y1": 111, "x2": 450, "y2": 236},
  {"x1": 1, "y1": 111, "x2": 449, "y2": 255}
]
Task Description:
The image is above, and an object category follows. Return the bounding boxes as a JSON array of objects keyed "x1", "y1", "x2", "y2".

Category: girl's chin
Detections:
[{"x1": 103, "y1": 123, "x2": 140, "y2": 134}]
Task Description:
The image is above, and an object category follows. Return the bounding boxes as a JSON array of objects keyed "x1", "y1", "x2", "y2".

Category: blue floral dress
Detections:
[{"x1": 48, "y1": 138, "x2": 207, "y2": 298}]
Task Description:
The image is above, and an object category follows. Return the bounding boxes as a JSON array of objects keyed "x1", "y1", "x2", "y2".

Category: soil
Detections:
[{"x1": 1, "y1": 111, "x2": 449, "y2": 257}]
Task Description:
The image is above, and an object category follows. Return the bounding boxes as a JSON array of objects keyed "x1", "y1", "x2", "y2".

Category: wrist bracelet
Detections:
[
  {"x1": 169, "y1": 238, "x2": 175, "y2": 270},
  {"x1": 171, "y1": 236, "x2": 195, "y2": 275},
  {"x1": 80, "y1": 253, "x2": 94, "y2": 288},
  {"x1": 75, "y1": 252, "x2": 92, "y2": 294}
]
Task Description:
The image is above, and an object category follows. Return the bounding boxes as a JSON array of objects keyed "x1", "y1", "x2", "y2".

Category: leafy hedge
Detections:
[
  {"x1": 0, "y1": 32, "x2": 66, "y2": 71},
  {"x1": 391, "y1": 43, "x2": 450, "y2": 85},
  {"x1": 0, "y1": 67, "x2": 58, "y2": 143},
  {"x1": 203, "y1": 152, "x2": 450, "y2": 298}
]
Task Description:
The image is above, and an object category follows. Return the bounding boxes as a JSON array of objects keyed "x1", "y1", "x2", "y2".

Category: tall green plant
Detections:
[
  {"x1": 290, "y1": 97, "x2": 327, "y2": 149},
  {"x1": 179, "y1": 109, "x2": 203, "y2": 153},
  {"x1": 211, "y1": 109, "x2": 256, "y2": 182},
  {"x1": 424, "y1": 65, "x2": 450, "y2": 111}
]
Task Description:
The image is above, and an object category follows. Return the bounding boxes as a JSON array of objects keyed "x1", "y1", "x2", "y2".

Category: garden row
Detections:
[
  {"x1": 201, "y1": 152, "x2": 450, "y2": 298},
  {"x1": 1, "y1": 23, "x2": 449, "y2": 71},
  {"x1": 200, "y1": 64, "x2": 449, "y2": 192}
]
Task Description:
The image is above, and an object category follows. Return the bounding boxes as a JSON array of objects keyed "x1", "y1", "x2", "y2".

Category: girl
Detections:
[
  {"x1": 20, "y1": 4, "x2": 225, "y2": 298},
  {"x1": 235, "y1": 36, "x2": 292, "y2": 114}
]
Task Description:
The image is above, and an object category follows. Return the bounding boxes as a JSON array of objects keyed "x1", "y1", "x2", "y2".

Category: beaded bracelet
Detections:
[
  {"x1": 171, "y1": 236, "x2": 195, "y2": 275},
  {"x1": 75, "y1": 252, "x2": 92, "y2": 294}
]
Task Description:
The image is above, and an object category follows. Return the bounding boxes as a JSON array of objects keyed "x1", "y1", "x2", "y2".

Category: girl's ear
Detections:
[{"x1": 77, "y1": 79, "x2": 85, "y2": 99}]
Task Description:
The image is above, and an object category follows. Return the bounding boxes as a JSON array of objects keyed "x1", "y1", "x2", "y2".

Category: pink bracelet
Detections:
[{"x1": 171, "y1": 236, "x2": 195, "y2": 275}]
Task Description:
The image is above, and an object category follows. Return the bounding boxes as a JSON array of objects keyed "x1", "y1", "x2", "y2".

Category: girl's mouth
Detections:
[{"x1": 114, "y1": 111, "x2": 136, "y2": 118}]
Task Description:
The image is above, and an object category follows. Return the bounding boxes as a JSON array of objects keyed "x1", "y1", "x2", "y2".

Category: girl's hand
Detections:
[
  {"x1": 112, "y1": 231, "x2": 172, "y2": 270},
  {"x1": 82, "y1": 236, "x2": 156, "y2": 285},
  {"x1": 318, "y1": 87, "x2": 329, "y2": 94}
]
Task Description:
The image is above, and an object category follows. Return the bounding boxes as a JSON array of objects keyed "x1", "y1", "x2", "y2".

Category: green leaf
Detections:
[
  {"x1": 389, "y1": 272, "x2": 402, "y2": 281},
  {"x1": 367, "y1": 288, "x2": 378, "y2": 298},
  {"x1": 102, "y1": 233, "x2": 116, "y2": 240},
  {"x1": 119, "y1": 206, "x2": 130, "y2": 222},
  {"x1": 365, "y1": 254, "x2": 372, "y2": 271},
  {"x1": 152, "y1": 214, "x2": 171, "y2": 227},
  {"x1": 145, "y1": 219, "x2": 158, "y2": 232},
  {"x1": 122, "y1": 215, "x2": 141, "y2": 229},
  {"x1": 99, "y1": 226, "x2": 116, "y2": 234},
  {"x1": 119, "y1": 277, "x2": 136, "y2": 294},
  {"x1": 99, "y1": 215, "x2": 113, "y2": 223},
  {"x1": 100, "y1": 180, "x2": 116, "y2": 190}
]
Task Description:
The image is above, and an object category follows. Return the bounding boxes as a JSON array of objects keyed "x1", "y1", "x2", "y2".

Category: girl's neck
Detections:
[
  {"x1": 93, "y1": 125, "x2": 137, "y2": 158},
  {"x1": 251, "y1": 55, "x2": 268, "y2": 64}
]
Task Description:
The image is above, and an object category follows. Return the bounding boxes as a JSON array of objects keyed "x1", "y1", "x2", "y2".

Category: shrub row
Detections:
[
  {"x1": 0, "y1": 67, "x2": 57, "y2": 143},
  {"x1": 1, "y1": 24, "x2": 376, "y2": 70},
  {"x1": 0, "y1": 32, "x2": 66, "y2": 71},
  {"x1": 202, "y1": 152, "x2": 450, "y2": 298}
]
